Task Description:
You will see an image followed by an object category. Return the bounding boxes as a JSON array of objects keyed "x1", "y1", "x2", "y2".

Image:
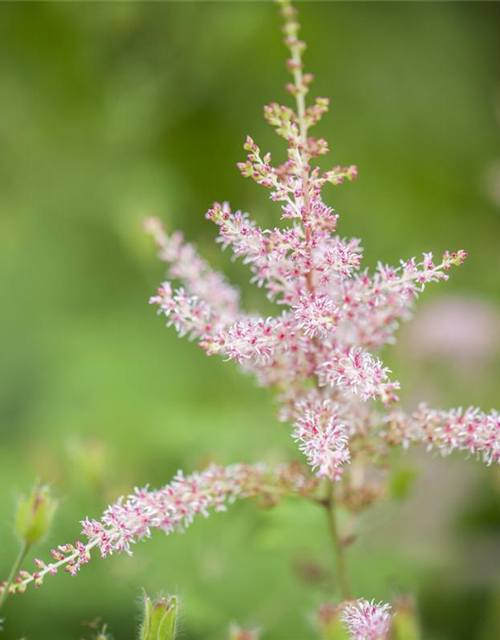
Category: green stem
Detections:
[
  {"x1": 0, "y1": 541, "x2": 30, "y2": 612},
  {"x1": 326, "y1": 483, "x2": 351, "y2": 601}
]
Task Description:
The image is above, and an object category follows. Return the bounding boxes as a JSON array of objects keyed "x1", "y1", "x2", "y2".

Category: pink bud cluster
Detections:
[
  {"x1": 2, "y1": 464, "x2": 314, "y2": 594},
  {"x1": 342, "y1": 599, "x2": 393, "y2": 640}
]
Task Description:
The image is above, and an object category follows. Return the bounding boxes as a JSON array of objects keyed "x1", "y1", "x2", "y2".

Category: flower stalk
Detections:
[
  {"x1": 0, "y1": 542, "x2": 29, "y2": 612},
  {"x1": 326, "y1": 482, "x2": 352, "y2": 601}
]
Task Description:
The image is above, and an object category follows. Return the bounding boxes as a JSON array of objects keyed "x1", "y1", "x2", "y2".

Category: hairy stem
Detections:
[
  {"x1": 326, "y1": 482, "x2": 352, "y2": 600},
  {"x1": 0, "y1": 541, "x2": 29, "y2": 612}
]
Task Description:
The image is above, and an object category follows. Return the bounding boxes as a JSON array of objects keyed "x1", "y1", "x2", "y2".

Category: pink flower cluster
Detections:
[
  {"x1": 342, "y1": 599, "x2": 393, "y2": 640},
  {"x1": 3, "y1": 464, "x2": 313, "y2": 593}
]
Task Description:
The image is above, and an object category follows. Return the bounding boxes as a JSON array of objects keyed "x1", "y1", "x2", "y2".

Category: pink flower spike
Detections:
[{"x1": 9, "y1": 463, "x2": 315, "y2": 594}]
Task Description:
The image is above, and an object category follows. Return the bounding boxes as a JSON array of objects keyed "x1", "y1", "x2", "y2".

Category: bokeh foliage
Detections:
[{"x1": 0, "y1": 2, "x2": 499, "y2": 639}]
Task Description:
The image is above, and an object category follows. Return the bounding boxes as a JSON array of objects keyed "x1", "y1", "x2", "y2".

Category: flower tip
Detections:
[{"x1": 443, "y1": 249, "x2": 467, "y2": 268}]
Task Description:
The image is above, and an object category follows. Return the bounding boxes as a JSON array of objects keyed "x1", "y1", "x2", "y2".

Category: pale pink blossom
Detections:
[{"x1": 342, "y1": 599, "x2": 393, "y2": 640}]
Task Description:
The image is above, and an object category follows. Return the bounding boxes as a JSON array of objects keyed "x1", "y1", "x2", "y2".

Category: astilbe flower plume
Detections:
[
  {"x1": 6, "y1": 0, "x2": 499, "y2": 628},
  {"x1": 143, "y1": 0, "x2": 486, "y2": 487}
]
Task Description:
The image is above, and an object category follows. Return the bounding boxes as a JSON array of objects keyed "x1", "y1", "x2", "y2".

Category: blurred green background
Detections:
[{"x1": 1, "y1": 2, "x2": 500, "y2": 639}]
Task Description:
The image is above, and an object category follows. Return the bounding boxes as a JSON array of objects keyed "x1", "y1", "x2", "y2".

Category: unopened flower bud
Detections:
[
  {"x1": 243, "y1": 136, "x2": 258, "y2": 153},
  {"x1": 140, "y1": 593, "x2": 178, "y2": 640},
  {"x1": 15, "y1": 484, "x2": 58, "y2": 547}
]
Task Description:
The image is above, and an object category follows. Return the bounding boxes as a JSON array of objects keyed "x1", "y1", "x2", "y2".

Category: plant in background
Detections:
[{"x1": 1, "y1": 2, "x2": 498, "y2": 638}]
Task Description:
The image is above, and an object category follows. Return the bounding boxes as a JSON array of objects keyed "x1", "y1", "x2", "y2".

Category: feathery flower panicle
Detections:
[
  {"x1": 146, "y1": 0, "x2": 473, "y2": 484},
  {"x1": 342, "y1": 599, "x2": 393, "y2": 640}
]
